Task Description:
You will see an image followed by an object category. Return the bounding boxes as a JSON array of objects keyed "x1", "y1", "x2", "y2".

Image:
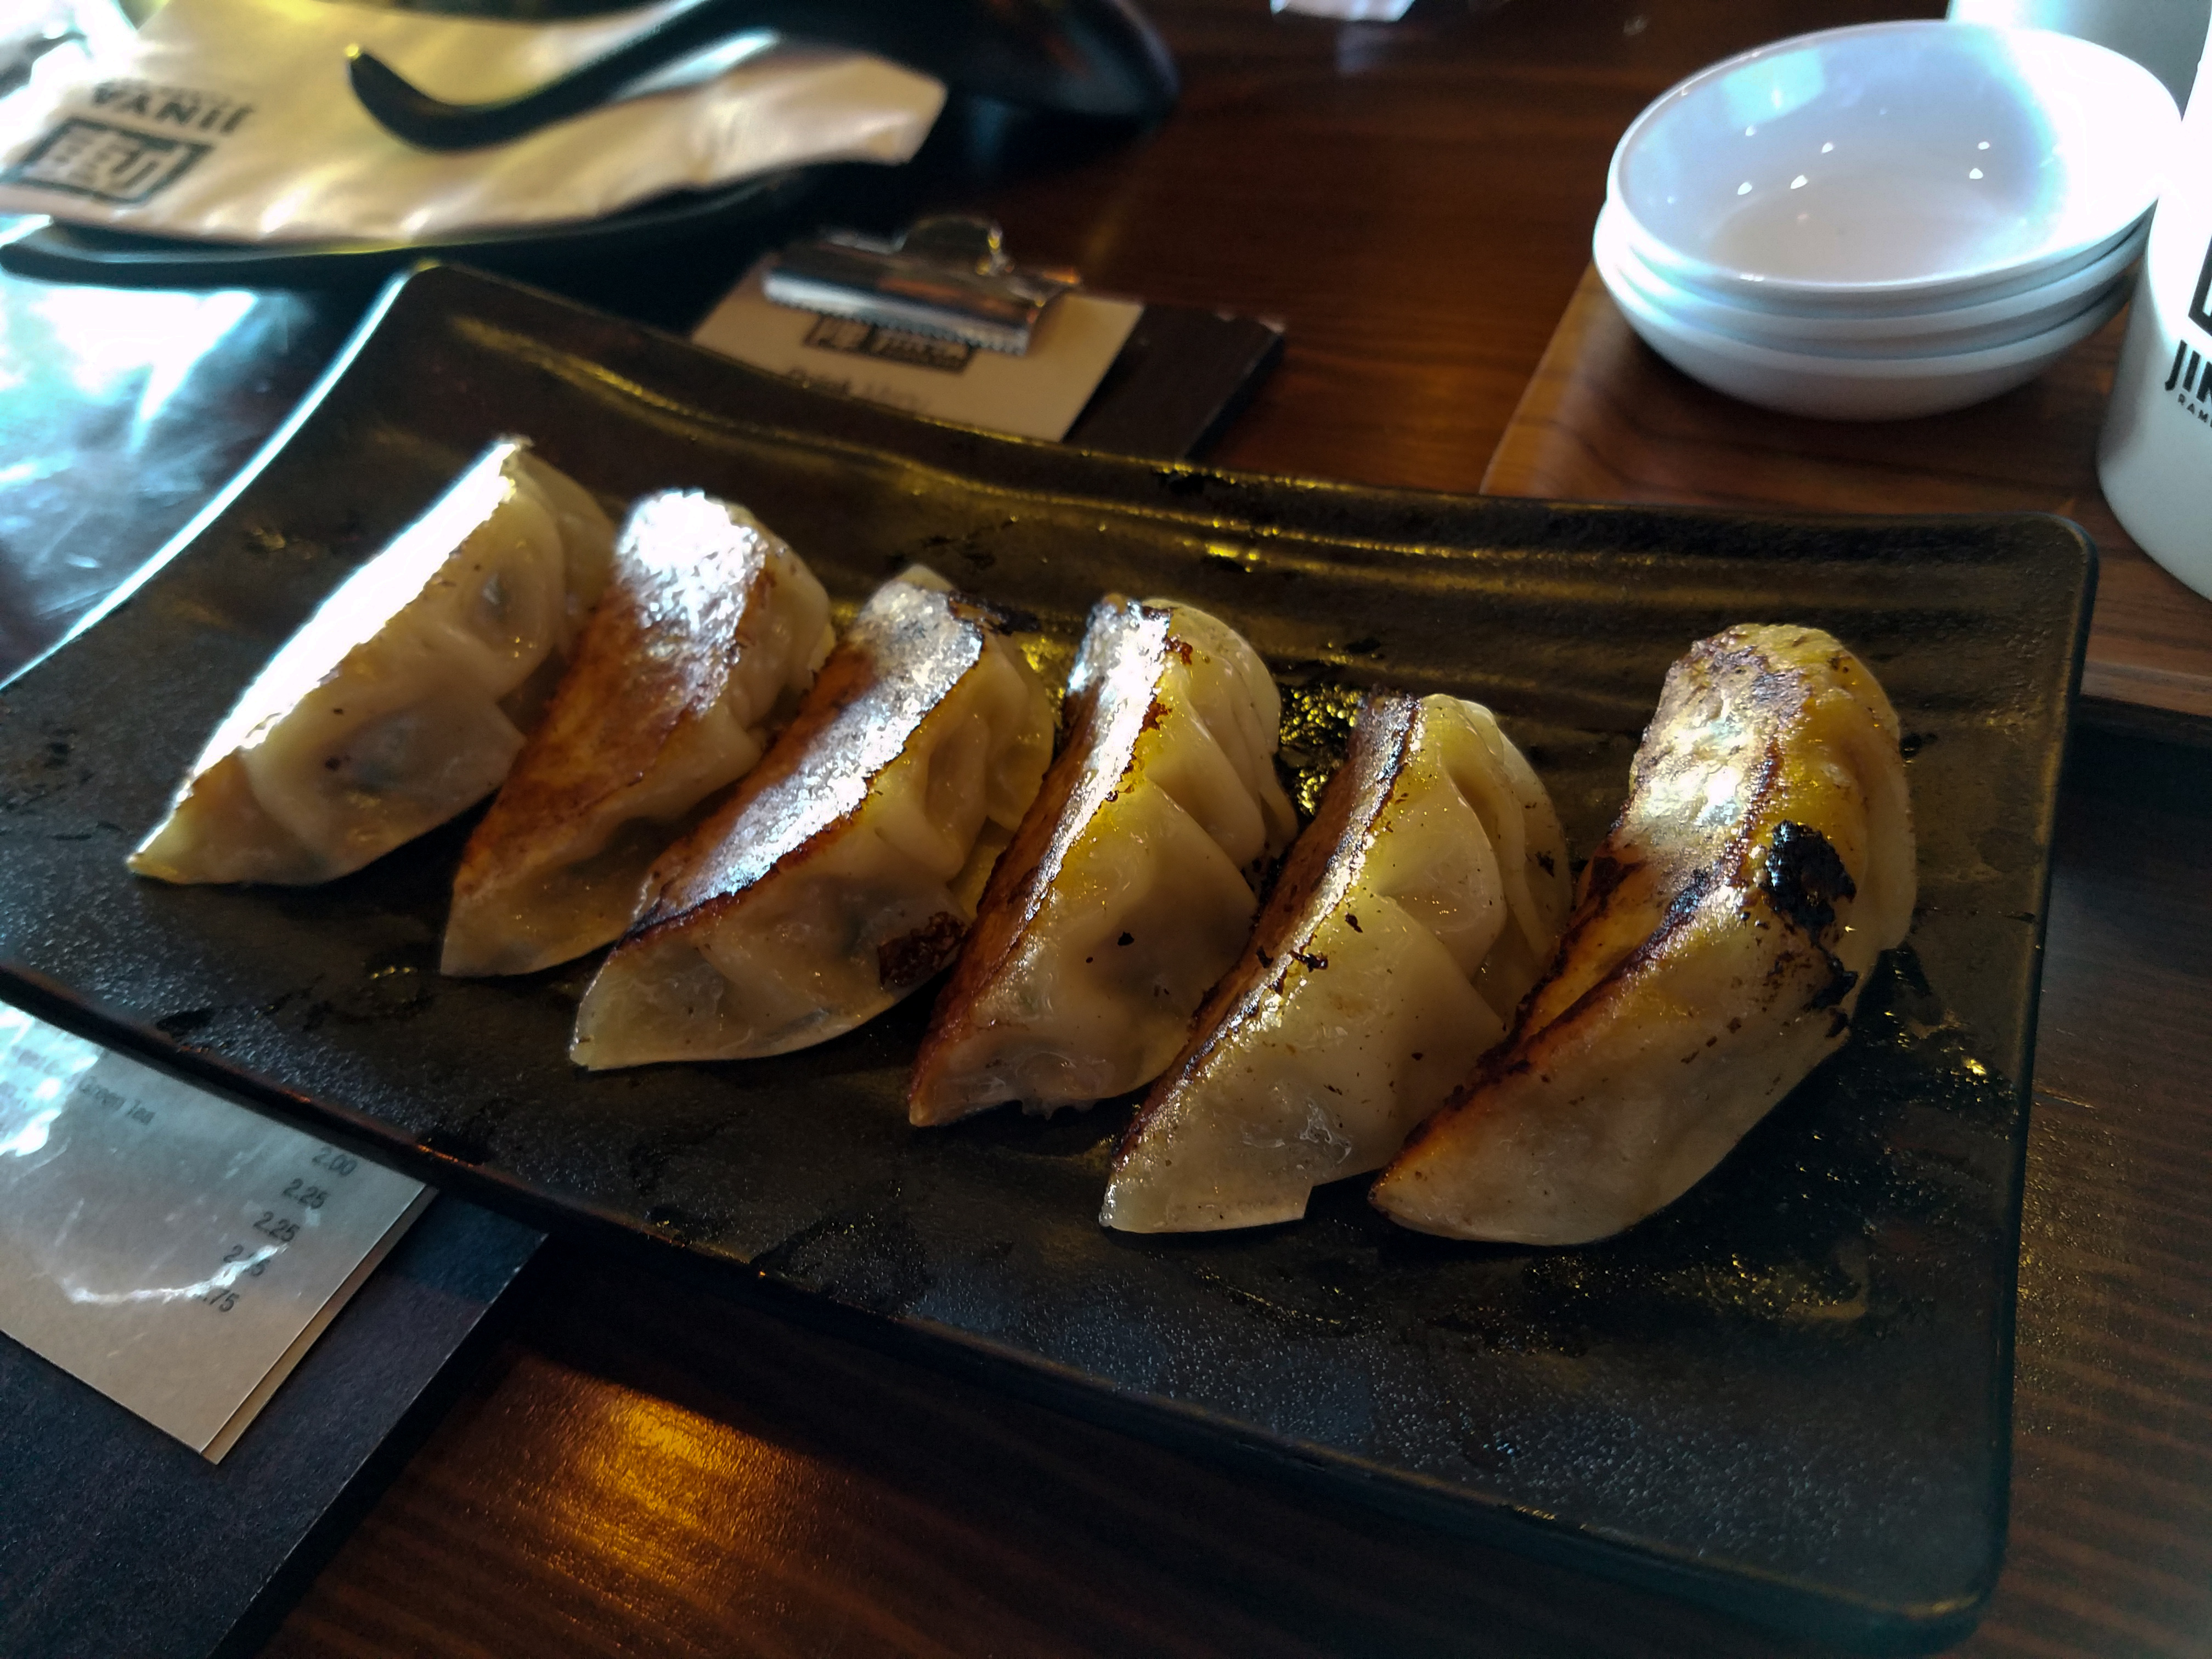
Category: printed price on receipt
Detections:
[{"x1": 0, "y1": 1003, "x2": 427, "y2": 1460}]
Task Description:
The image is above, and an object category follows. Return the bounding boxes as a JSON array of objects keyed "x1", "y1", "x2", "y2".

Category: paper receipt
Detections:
[{"x1": 0, "y1": 1003, "x2": 427, "y2": 1460}]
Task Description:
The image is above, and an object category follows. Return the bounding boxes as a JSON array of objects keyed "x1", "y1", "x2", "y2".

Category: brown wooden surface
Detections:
[
  {"x1": 91, "y1": 0, "x2": 2190, "y2": 1655},
  {"x1": 1485, "y1": 268, "x2": 2212, "y2": 724}
]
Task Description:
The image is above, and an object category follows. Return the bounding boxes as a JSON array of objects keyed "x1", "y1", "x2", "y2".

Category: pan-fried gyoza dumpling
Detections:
[
  {"x1": 907, "y1": 597, "x2": 1297, "y2": 1125},
  {"x1": 1371, "y1": 624, "x2": 1916, "y2": 1246},
  {"x1": 128, "y1": 439, "x2": 614, "y2": 886},
  {"x1": 441, "y1": 493, "x2": 833, "y2": 978},
  {"x1": 569, "y1": 567, "x2": 1053, "y2": 1067},
  {"x1": 1101, "y1": 691, "x2": 1571, "y2": 1232}
]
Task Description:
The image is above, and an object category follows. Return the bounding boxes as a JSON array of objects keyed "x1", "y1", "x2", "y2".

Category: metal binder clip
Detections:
[{"x1": 762, "y1": 216, "x2": 1080, "y2": 357}]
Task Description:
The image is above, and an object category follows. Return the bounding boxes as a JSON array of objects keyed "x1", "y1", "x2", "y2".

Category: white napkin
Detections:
[{"x1": 0, "y1": 0, "x2": 945, "y2": 244}]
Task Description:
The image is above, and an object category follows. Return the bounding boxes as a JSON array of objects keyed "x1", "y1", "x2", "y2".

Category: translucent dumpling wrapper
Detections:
[
  {"x1": 1372, "y1": 624, "x2": 1917, "y2": 1247},
  {"x1": 129, "y1": 439, "x2": 615, "y2": 886},
  {"x1": 441, "y1": 492, "x2": 833, "y2": 978},
  {"x1": 570, "y1": 567, "x2": 1053, "y2": 1067},
  {"x1": 907, "y1": 596, "x2": 1297, "y2": 1126},
  {"x1": 1101, "y1": 690, "x2": 1572, "y2": 1233}
]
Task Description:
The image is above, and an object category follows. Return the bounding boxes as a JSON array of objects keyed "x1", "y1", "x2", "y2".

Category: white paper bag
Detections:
[{"x1": 0, "y1": 0, "x2": 944, "y2": 243}]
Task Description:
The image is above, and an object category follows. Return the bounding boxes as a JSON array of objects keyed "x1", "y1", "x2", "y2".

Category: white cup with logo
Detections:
[{"x1": 2100, "y1": 15, "x2": 2212, "y2": 599}]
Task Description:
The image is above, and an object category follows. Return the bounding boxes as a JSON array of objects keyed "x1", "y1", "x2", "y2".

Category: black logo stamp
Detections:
[
  {"x1": 88, "y1": 79, "x2": 253, "y2": 135},
  {"x1": 2160, "y1": 334, "x2": 2212, "y2": 423},
  {"x1": 2, "y1": 117, "x2": 210, "y2": 205},
  {"x1": 804, "y1": 313, "x2": 974, "y2": 373},
  {"x1": 2190, "y1": 224, "x2": 2212, "y2": 336}
]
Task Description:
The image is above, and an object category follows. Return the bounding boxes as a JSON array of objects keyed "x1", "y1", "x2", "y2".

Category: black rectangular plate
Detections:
[{"x1": 0, "y1": 264, "x2": 2091, "y2": 1652}]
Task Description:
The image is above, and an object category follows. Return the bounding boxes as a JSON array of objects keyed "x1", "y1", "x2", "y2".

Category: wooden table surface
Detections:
[
  {"x1": 10, "y1": 0, "x2": 2203, "y2": 1655},
  {"x1": 1484, "y1": 271, "x2": 2212, "y2": 730}
]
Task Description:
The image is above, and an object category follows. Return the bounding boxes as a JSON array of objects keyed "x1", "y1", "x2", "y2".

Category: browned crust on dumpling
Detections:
[
  {"x1": 1452, "y1": 626, "x2": 1860, "y2": 1065},
  {"x1": 621, "y1": 578, "x2": 996, "y2": 947},
  {"x1": 1113, "y1": 689, "x2": 1417, "y2": 1159},
  {"x1": 1373, "y1": 623, "x2": 1912, "y2": 1244},
  {"x1": 907, "y1": 597, "x2": 1168, "y2": 1099},
  {"x1": 450, "y1": 493, "x2": 776, "y2": 911}
]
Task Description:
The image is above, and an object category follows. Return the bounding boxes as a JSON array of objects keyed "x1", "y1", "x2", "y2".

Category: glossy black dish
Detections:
[{"x1": 0, "y1": 264, "x2": 2092, "y2": 1651}]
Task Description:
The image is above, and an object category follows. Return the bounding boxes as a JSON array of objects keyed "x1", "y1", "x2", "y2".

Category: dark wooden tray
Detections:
[{"x1": 0, "y1": 264, "x2": 2092, "y2": 1652}]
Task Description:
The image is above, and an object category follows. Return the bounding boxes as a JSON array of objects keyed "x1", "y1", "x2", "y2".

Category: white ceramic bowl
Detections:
[
  {"x1": 1608, "y1": 20, "x2": 2177, "y2": 311},
  {"x1": 1594, "y1": 199, "x2": 2143, "y2": 357},
  {"x1": 1597, "y1": 248, "x2": 2129, "y2": 419},
  {"x1": 1637, "y1": 213, "x2": 2146, "y2": 320}
]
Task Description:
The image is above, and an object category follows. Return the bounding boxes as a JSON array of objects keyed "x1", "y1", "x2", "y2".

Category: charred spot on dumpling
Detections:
[
  {"x1": 1658, "y1": 867, "x2": 1716, "y2": 933},
  {"x1": 1807, "y1": 958, "x2": 1859, "y2": 1011},
  {"x1": 1762, "y1": 819, "x2": 1857, "y2": 940},
  {"x1": 1579, "y1": 851, "x2": 1635, "y2": 906},
  {"x1": 878, "y1": 911, "x2": 966, "y2": 992}
]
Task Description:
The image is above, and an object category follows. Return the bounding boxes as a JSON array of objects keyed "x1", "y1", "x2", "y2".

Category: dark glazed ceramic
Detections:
[{"x1": 0, "y1": 264, "x2": 2092, "y2": 1652}]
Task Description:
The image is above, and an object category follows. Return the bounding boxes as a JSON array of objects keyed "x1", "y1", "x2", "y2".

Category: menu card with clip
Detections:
[
  {"x1": 695, "y1": 217, "x2": 1285, "y2": 455},
  {"x1": 697, "y1": 256, "x2": 1144, "y2": 441}
]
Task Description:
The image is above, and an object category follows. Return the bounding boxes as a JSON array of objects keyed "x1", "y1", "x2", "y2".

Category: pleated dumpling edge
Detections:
[
  {"x1": 569, "y1": 565, "x2": 1053, "y2": 1068},
  {"x1": 441, "y1": 491, "x2": 833, "y2": 978},
  {"x1": 1102, "y1": 690, "x2": 1573, "y2": 1233},
  {"x1": 907, "y1": 595, "x2": 1299, "y2": 1126},
  {"x1": 128, "y1": 439, "x2": 614, "y2": 887}
]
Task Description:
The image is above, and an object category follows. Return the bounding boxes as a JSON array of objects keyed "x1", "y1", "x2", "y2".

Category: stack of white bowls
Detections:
[{"x1": 1597, "y1": 21, "x2": 2180, "y2": 420}]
